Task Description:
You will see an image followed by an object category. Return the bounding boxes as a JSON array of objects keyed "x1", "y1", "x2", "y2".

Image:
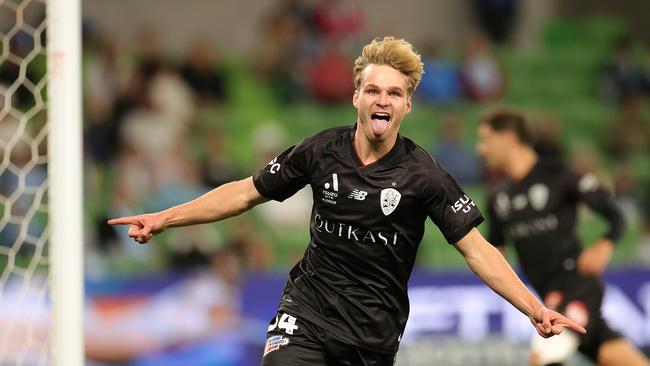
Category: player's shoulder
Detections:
[
  {"x1": 533, "y1": 157, "x2": 581, "y2": 186},
  {"x1": 297, "y1": 125, "x2": 351, "y2": 152},
  {"x1": 400, "y1": 136, "x2": 454, "y2": 184},
  {"x1": 401, "y1": 136, "x2": 442, "y2": 170}
]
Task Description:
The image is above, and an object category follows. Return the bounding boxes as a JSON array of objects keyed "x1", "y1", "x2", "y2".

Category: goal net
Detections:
[{"x1": 0, "y1": 0, "x2": 83, "y2": 365}]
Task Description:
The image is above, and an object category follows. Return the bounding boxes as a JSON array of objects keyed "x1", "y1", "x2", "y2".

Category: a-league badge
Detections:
[{"x1": 263, "y1": 335, "x2": 290, "y2": 357}]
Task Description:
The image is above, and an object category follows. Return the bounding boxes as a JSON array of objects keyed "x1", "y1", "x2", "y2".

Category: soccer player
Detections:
[
  {"x1": 476, "y1": 109, "x2": 650, "y2": 366},
  {"x1": 108, "y1": 37, "x2": 585, "y2": 365}
]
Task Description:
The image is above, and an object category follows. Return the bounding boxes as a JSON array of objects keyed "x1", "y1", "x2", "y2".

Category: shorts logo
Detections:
[
  {"x1": 348, "y1": 189, "x2": 368, "y2": 201},
  {"x1": 380, "y1": 188, "x2": 401, "y2": 216},
  {"x1": 263, "y1": 335, "x2": 289, "y2": 357},
  {"x1": 565, "y1": 300, "x2": 589, "y2": 327}
]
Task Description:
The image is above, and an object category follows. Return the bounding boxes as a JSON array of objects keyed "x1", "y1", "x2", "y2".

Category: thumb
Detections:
[{"x1": 140, "y1": 225, "x2": 152, "y2": 238}]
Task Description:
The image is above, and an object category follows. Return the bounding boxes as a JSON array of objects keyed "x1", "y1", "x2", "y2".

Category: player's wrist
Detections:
[{"x1": 156, "y1": 211, "x2": 172, "y2": 231}]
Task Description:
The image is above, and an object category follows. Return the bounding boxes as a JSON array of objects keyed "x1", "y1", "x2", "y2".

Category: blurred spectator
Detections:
[
  {"x1": 107, "y1": 64, "x2": 202, "y2": 268},
  {"x1": 416, "y1": 39, "x2": 462, "y2": 105},
  {"x1": 251, "y1": 122, "x2": 312, "y2": 230},
  {"x1": 430, "y1": 113, "x2": 480, "y2": 185},
  {"x1": 134, "y1": 27, "x2": 166, "y2": 84},
  {"x1": 603, "y1": 92, "x2": 650, "y2": 160},
  {"x1": 599, "y1": 35, "x2": 647, "y2": 104},
  {"x1": 253, "y1": 1, "x2": 315, "y2": 103},
  {"x1": 84, "y1": 33, "x2": 131, "y2": 165},
  {"x1": 307, "y1": 41, "x2": 354, "y2": 103},
  {"x1": 180, "y1": 37, "x2": 228, "y2": 104},
  {"x1": 460, "y1": 32, "x2": 506, "y2": 102},
  {"x1": 471, "y1": 0, "x2": 519, "y2": 44},
  {"x1": 198, "y1": 130, "x2": 239, "y2": 188},
  {"x1": 312, "y1": 0, "x2": 364, "y2": 43}
]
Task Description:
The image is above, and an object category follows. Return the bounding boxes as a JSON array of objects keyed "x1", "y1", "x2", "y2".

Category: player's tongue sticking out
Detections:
[{"x1": 371, "y1": 113, "x2": 390, "y2": 137}]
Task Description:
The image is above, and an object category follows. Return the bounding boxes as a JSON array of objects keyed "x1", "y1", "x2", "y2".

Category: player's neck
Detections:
[
  {"x1": 353, "y1": 126, "x2": 396, "y2": 166},
  {"x1": 506, "y1": 146, "x2": 537, "y2": 181}
]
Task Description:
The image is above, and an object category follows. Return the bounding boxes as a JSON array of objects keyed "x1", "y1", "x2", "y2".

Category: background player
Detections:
[
  {"x1": 476, "y1": 109, "x2": 649, "y2": 366},
  {"x1": 109, "y1": 37, "x2": 585, "y2": 365}
]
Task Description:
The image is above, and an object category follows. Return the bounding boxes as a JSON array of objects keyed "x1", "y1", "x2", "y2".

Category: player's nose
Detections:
[{"x1": 377, "y1": 91, "x2": 389, "y2": 106}]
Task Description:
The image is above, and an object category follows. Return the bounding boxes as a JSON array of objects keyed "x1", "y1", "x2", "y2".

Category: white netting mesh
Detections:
[{"x1": 0, "y1": 0, "x2": 51, "y2": 364}]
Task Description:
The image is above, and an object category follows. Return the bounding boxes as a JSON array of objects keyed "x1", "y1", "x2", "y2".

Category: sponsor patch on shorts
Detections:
[
  {"x1": 565, "y1": 300, "x2": 589, "y2": 327},
  {"x1": 263, "y1": 335, "x2": 289, "y2": 357}
]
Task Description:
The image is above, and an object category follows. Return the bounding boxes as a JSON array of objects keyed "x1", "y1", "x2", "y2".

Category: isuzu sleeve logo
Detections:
[
  {"x1": 451, "y1": 194, "x2": 476, "y2": 214},
  {"x1": 380, "y1": 188, "x2": 401, "y2": 216},
  {"x1": 267, "y1": 157, "x2": 281, "y2": 174}
]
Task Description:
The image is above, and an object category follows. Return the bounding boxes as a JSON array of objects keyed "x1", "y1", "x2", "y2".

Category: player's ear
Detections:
[
  {"x1": 405, "y1": 95, "x2": 412, "y2": 114},
  {"x1": 352, "y1": 89, "x2": 359, "y2": 108}
]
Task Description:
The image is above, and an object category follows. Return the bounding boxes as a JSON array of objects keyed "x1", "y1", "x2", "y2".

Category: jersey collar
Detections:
[{"x1": 347, "y1": 124, "x2": 403, "y2": 170}]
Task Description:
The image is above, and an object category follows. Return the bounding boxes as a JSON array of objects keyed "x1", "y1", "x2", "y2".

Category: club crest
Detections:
[
  {"x1": 380, "y1": 188, "x2": 401, "y2": 216},
  {"x1": 529, "y1": 183, "x2": 549, "y2": 211}
]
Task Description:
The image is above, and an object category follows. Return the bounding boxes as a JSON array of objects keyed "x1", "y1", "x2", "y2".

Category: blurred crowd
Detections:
[{"x1": 2, "y1": 0, "x2": 650, "y2": 277}]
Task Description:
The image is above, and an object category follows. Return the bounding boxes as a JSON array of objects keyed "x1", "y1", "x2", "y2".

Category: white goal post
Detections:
[
  {"x1": 0, "y1": 0, "x2": 83, "y2": 364},
  {"x1": 47, "y1": 0, "x2": 84, "y2": 364}
]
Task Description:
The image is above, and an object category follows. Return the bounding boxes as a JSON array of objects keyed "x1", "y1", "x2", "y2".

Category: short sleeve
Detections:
[
  {"x1": 425, "y1": 167, "x2": 484, "y2": 244},
  {"x1": 253, "y1": 140, "x2": 313, "y2": 202}
]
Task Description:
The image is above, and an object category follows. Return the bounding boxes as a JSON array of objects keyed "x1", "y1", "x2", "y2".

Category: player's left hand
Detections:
[
  {"x1": 530, "y1": 307, "x2": 587, "y2": 338},
  {"x1": 578, "y1": 238, "x2": 614, "y2": 276}
]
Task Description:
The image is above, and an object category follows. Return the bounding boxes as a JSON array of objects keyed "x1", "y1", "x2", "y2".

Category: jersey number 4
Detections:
[{"x1": 268, "y1": 313, "x2": 299, "y2": 335}]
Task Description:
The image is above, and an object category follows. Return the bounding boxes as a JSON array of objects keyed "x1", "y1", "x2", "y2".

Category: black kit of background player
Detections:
[{"x1": 477, "y1": 110, "x2": 650, "y2": 366}]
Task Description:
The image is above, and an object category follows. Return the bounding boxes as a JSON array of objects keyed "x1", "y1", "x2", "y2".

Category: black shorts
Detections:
[
  {"x1": 260, "y1": 311, "x2": 396, "y2": 366},
  {"x1": 540, "y1": 272, "x2": 623, "y2": 362}
]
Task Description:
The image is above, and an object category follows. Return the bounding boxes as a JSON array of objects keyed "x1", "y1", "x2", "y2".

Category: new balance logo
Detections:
[{"x1": 348, "y1": 189, "x2": 368, "y2": 201}]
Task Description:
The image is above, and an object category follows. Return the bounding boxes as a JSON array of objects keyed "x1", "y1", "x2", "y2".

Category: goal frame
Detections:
[{"x1": 46, "y1": 0, "x2": 84, "y2": 364}]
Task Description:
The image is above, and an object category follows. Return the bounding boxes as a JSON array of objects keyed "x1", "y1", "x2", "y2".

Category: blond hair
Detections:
[{"x1": 353, "y1": 36, "x2": 424, "y2": 95}]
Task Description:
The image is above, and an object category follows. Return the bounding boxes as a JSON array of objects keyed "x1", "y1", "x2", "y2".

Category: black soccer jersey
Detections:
[
  {"x1": 253, "y1": 125, "x2": 484, "y2": 353},
  {"x1": 486, "y1": 158, "x2": 624, "y2": 294}
]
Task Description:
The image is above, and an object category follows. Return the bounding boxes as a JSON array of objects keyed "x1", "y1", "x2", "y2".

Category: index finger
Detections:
[
  {"x1": 557, "y1": 317, "x2": 587, "y2": 334},
  {"x1": 107, "y1": 217, "x2": 140, "y2": 226}
]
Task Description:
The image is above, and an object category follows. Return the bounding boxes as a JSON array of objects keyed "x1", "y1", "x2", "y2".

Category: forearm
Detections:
[
  {"x1": 457, "y1": 230, "x2": 542, "y2": 319},
  {"x1": 160, "y1": 177, "x2": 266, "y2": 229},
  {"x1": 467, "y1": 245, "x2": 540, "y2": 317}
]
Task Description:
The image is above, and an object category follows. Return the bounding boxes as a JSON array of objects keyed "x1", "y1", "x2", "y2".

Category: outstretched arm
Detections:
[
  {"x1": 108, "y1": 177, "x2": 267, "y2": 243},
  {"x1": 455, "y1": 228, "x2": 586, "y2": 338}
]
